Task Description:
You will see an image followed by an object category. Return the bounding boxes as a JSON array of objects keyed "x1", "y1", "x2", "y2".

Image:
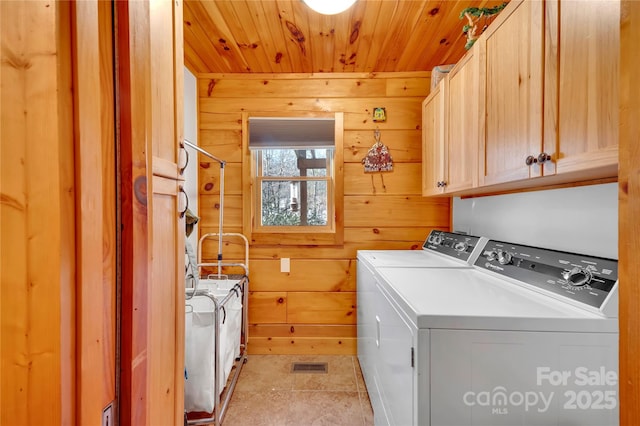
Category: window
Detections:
[{"x1": 242, "y1": 113, "x2": 344, "y2": 246}]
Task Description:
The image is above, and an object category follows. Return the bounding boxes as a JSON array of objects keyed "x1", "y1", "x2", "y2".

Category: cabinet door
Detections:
[
  {"x1": 117, "y1": 0, "x2": 185, "y2": 424},
  {"x1": 149, "y1": 176, "x2": 185, "y2": 426},
  {"x1": 148, "y1": 0, "x2": 185, "y2": 424},
  {"x1": 446, "y1": 50, "x2": 480, "y2": 193},
  {"x1": 544, "y1": 0, "x2": 619, "y2": 177},
  {"x1": 422, "y1": 80, "x2": 447, "y2": 196},
  {"x1": 478, "y1": 0, "x2": 545, "y2": 186}
]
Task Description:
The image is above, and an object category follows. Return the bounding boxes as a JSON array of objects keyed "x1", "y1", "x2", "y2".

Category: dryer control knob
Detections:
[
  {"x1": 454, "y1": 241, "x2": 469, "y2": 252},
  {"x1": 433, "y1": 234, "x2": 444, "y2": 245},
  {"x1": 561, "y1": 267, "x2": 592, "y2": 287},
  {"x1": 486, "y1": 250, "x2": 498, "y2": 261},
  {"x1": 497, "y1": 250, "x2": 513, "y2": 265}
]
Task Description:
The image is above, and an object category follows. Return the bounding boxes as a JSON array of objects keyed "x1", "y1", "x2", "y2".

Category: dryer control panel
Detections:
[
  {"x1": 422, "y1": 231, "x2": 484, "y2": 263},
  {"x1": 475, "y1": 240, "x2": 618, "y2": 315}
]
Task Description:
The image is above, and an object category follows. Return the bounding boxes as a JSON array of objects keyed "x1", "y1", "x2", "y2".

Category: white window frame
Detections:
[{"x1": 242, "y1": 112, "x2": 344, "y2": 246}]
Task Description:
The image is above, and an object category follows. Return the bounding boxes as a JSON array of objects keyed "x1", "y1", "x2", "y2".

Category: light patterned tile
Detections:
[
  {"x1": 223, "y1": 390, "x2": 291, "y2": 426},
  {"x1": 360, "y1": 391, "x2": 374, "y2": 425},
  {"x1": 286, "y1": 391, "x2": 365, "y2": 426},
  {"x1": 353, "y1": 357, "x2": 367, "y2": 392},
  {"x1": 221, "y1": 355, "x2": 375, "y2": 425},
  {"x1": 234, "y1": 355, "x2": 295, "y2": 392}
]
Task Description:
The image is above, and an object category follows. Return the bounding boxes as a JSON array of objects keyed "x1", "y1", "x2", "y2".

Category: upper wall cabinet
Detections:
[
  {"x1": 422, "y1": 79, "x2": 447, "y2": 196},
  {"x1": 476, "y1": 0, "x2": 545, "y2": 187},
  {"x1": 446, "y1": 48, "x2": 480, "y2": 193},
  {"x1": 543, "y1": 0, "x2": 620, "y2": 178},
  {"x1": 421, "y1": 0, "x2": 620, "y2": 197},
  {"x1": 422, "y1": 48, "x2": 480, "y2": 196}
]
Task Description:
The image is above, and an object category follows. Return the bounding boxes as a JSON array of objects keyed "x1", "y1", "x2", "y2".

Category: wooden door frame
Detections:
[
  {"x1": 114, "y1": 1, "x2": 153, "y2": 424},
  {"x1": 70, "y1": 1, "x2": 118, "y2": 423},
  {"x1": 619, "y1": 1, "x2": 640, "y2": 423}
]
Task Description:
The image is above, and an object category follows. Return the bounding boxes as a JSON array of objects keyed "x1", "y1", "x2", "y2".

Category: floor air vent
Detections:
[{"x1": 291, "y1": 362, "x2": 328, "y2": 374}]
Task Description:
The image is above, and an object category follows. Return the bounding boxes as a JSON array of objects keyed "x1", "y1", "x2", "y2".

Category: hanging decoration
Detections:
[
  {"x1": 362, "y1": 128, "x2": 393, "y2": 193},
  {"x1": 372, "y1": 107, "x2": 387, "y2": 122}
]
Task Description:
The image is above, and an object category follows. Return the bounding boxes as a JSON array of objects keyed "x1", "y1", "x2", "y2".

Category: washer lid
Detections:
[
  {"x1": 357, "y1": 250, "x2": 473, "y2": 268},
  {"x1": 375, "y1": 267, "x2": 617, "y2": 333}
]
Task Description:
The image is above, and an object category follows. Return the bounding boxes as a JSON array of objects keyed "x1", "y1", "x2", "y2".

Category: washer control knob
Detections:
[
  {"x1": 453, "y1": 241, "x2": 469, "y2": 252},
  {"x1": 561, "y1": 267, "x2": 592, "y2": 287},
  {"x1": 497, "y1": 250, "x2": 513, "y2": 265},
  {"x1": 431, "y1": 234, "x2": 444, "y2": 245},
  {"x1": 486, "y1": 250, "x2": 498, "y2": 261}
]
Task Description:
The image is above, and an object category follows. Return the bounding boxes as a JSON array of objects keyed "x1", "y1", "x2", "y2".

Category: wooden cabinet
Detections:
[
  {"x1": 544, "y1": 0, "x2": 620, "y2": 178},
  {"x1": 477, "y1": 0, "x2": 545, "y2": 186},
  {"x1": 421, "y1": 80, "x2": 447, "y2": 196},
  {"x1": 422, "y1": 49, "x2": 480, "y2": 196},
  {"x1": 421, "y1": 0, "x2": 620, "y2": 197},
  {"x1": 118, "y1": 1, "x2": 185, "y2": 424},
  {"x1": 446, "y1": 49, "x2": 480, "y2": 192}
]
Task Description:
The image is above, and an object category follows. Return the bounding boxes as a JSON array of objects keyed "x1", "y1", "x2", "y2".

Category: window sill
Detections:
[{"x1": 248, "y1": 230, "x2": 343, "y2": 246}]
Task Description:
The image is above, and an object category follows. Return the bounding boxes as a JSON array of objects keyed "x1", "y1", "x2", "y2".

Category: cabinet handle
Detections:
[
  {"x1": 436, "y1": 181, "x2": 447, "y2": 188},
  {"x1": 525, "y1": 155, "x2": 537, "y2": 166},
  {"x1": 537, "y1": 152, "x2": 551, "y2": 164},
  {"x1": 178, "y1": 141, "x2": 189, "y2": 175},
  {"x1": 178, "y1": 185, "x2": 189, "y2": 218}
]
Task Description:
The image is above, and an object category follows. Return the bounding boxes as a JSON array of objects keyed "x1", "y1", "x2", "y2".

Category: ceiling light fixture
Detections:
[{"x1": 302, "y1": 0, "x2": 357, "y2": 15}]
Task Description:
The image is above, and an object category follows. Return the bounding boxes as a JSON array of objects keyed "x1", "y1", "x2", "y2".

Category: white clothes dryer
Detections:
[
  {"x1": 357, "y1": 239, "x2": 619, "y2": 426},
  {"x1": 357, "y1": 230, "x2": 487, "y2": 269}
]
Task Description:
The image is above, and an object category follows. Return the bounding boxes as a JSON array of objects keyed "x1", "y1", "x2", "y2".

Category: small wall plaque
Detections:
[{"x1": 372, "y1": 107, "x2": 386, "y2": 122}]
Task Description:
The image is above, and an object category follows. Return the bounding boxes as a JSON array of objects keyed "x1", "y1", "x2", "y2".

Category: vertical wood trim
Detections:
[
  {"x1": 173, "y1": 1, "x2": 186, "y2": 423},
  {"x1": 58, "y1": 3, "x2": 77, "y2": 424},
  {"x1": 71, "y1": 1, "x2": 116, "y2": 423},
  {"x1": 0, "y1": 1, "x2": 76, "y2": 424},
  {"x1": 98, "y1": 0, "x2": 117, "y2": 414},
  {"x1": 241, "y1": 111, "x2": 252, "y2": 240},
  {"x1": 71, "y1": 1, "x2": 104, "y2": 423},
  {"x1": 116, "y1": 1, "x2": 151, "y2": 424},
  {"x1": 619, "y1": 1, "x2": 640, "y2": 423},
  {"x1": 333, "y1": 112, "x2": 345, "y2": 245},
  {"x1": 542, "y1": 0, "x2": 559, "y2": 176}
]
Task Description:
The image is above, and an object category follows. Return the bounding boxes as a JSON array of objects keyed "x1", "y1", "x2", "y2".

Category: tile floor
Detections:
[{"x1": 219, "y1": 355, "x2": 374, "y2": 426}]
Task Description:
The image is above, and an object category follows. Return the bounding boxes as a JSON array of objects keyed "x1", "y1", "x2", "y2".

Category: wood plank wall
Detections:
[
  {"x1": 195, "y1": 72, "x2": 451, "y2": 355},
  {"x1": 1, "y1": 2, "x2": 76, "y2": 423}
]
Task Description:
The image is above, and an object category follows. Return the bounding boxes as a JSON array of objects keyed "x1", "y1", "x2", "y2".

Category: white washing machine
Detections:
[
  {"x1": 357, "y1": 230, "x2": 487, "y2": 269},
  {"x1": 357, "y1": 239, "x2": 619, "y2": 426},
  {"x1": 358, "y1": 230, "x2": 486, "y2": 425},
  {"x1": 357, "y1": 230, "x2": 486, "y2": 424}
]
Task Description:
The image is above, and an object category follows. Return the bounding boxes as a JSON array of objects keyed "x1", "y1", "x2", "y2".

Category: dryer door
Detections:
[{"x1": 376, "y1": 282, "x2": 415, "y2": 426}]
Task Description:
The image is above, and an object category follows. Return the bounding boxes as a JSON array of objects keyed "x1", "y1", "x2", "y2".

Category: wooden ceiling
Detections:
[{"x1": 184, "y1": 0, "x2": 507, "y2": 74}]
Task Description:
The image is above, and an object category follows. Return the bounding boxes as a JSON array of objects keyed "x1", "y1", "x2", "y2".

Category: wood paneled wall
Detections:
[
  {"x1": 1, "y1": 2, "x2": 76, "y2": 423},
  {"x1": 196, "y1": 72, "x2": 451, "y2": 355},
  {"x1": 1, "y1": 2, "x2": 117, "y2": 425}
]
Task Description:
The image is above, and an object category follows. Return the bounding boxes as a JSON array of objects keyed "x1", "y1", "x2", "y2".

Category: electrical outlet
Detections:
[
  {"x1": 102, "y1": 402, "x2": 114, "y2": 426},
  {"x1": 280, "y1": 257, "x2": 290, "y2": 273}
]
